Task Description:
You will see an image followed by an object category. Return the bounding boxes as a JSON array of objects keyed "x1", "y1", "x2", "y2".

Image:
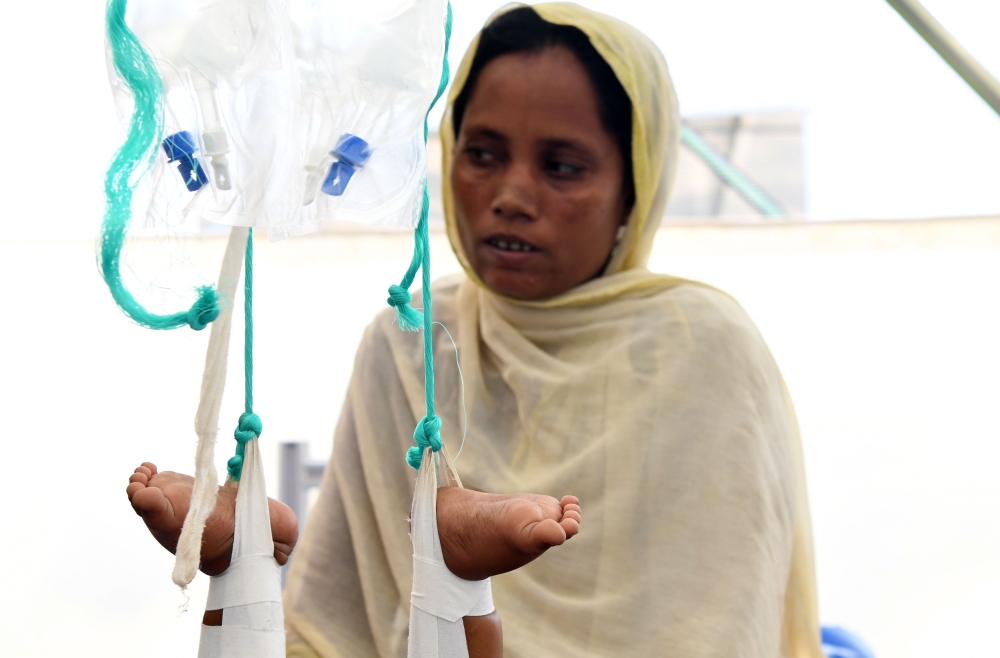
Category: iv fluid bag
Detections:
[
  {"x1": 281, "y1": 0, "x2": 449, "y2": 238},
  {"x1": 108, "y1": 0, "x2": 448, "y2": 238},
  {"x1": 110, "y1": 0, "x2": 303, "y2": 232}
]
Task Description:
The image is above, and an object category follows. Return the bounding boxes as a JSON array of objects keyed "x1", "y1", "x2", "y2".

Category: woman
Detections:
[{"x1": 282, "y1": 4, "x2": 823, "y2": 657}]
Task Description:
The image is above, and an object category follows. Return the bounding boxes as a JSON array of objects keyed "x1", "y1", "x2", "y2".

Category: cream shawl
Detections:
[{"x1": 285, "y1": 4, "x2": 823, "y2": 657}]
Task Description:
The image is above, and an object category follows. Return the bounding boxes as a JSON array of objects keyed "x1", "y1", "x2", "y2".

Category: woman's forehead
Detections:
[{"x1": 459, "y1": 48, "x2": 611, "y2": 147}]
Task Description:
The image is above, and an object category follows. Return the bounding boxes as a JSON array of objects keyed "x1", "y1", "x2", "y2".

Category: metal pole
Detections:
[
  {"x1": 279, "y1": 442, "x2": 307, "y2": 589},
  {"x1": 886, "y1": 0, "x2": 1000, "y2": 117},
  {"x1": 279, "y1": 442, "x2": 308, "y2": 529},
  {"x1": 278, "y1": 441, "x2": 329, "y2": 589}
]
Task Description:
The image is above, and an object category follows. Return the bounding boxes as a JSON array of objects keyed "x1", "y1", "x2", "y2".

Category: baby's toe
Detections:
[
  {"x1": 131, "y1": 484, "x2": 170, "y2": 517},
  {"x1": 562, "y1": 508, "x2": 581, "y2": 524},
  {"x1": 560, "y1": 516, "x2": 580, "y2": 539},
  {"x1": 140, "y1": 462, "x2": 159, "y2": 476},
  {"x1": 126, "y1": 481, "x2": 146, "y2": 506},
  {"x1": 528, "y1": 518, "x2": 567, "y2": 548},
  {"x1": 129, "y1": 472, "x2": 148, "y2": 486},
  {"x1": 560, "y1": 495, "x2": 580, "y2": 507}
]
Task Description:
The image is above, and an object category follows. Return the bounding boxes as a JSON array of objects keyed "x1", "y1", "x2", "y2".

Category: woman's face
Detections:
[{"x1": 451, "y1": 46, "x2": 629, "y2": 301}]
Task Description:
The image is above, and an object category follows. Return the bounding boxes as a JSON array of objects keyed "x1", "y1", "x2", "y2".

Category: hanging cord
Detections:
[
  {"x1": 386, "y1": 3, "x2": 453, "y2": 469},
  {"x1": 227, "y1": 229, "x2": 262, "y2": 480},
  {"x1": 433, "y1": 321, "x2": 468, "y2": 461},
  {"x1": 101, "y1": 0, "x2": 220, "y2": 331}
]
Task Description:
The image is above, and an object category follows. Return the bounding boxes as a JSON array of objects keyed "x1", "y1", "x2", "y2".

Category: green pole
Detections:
[
  {"x1": 680, "y1": 125, "x2": 786, "y2": 218},
  {"x1": 886, "y1": 0, "x2": 1000, "y2": 118}
]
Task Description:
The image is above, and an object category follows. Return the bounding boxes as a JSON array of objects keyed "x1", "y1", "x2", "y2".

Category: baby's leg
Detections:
[
  {"x1": 437, "y1": 487, "x2": 582, "y2": 657},
  {"x1": 464, "y1": 611, "x2": 503, "y2": 658}
]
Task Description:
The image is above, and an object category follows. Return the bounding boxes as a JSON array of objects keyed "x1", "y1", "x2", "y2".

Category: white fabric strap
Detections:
[
  {"x1": 206, "y1": 554, "x2": 283, "y2": 609},
  {"x1": 199, "y1": 438, "x2": 285, "y2": 657},
  {"x1": 198, "y1": 624, "x2": 286, "y2": 658},
  {"x1": 173, "y1": 226, "x2": 249, "y2": 588},
  {"x1": 411, "y1": 556, "x2": 492, "y2": 622},
  {"x1": 408, "y1": 448, "x2": 495, "y2": 658}
]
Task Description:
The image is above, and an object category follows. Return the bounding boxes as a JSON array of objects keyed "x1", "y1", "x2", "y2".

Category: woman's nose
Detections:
[{"x1": 490, "y1": 162, "x2": 539, "y2": 221}]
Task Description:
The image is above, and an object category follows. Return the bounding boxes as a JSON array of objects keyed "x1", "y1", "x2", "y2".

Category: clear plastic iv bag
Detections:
[
  {"x1": 109, "y1": 0, "x2": 302, "y2": 232},
  {"x1": 280, "y1": 0, "x2": 450, "y2": 238},
  {"x1": 107, "y1": 0, "x2": 448, "y2": 238}
]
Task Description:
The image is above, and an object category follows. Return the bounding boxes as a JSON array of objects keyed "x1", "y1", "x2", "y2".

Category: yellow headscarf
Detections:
[{"x1": 286, "y1": 5, "x2": 823, "y2": 657}]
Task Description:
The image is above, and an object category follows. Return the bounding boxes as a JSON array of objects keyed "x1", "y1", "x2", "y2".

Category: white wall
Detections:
[{"x1": 1, "y1": 218, "x2": 998, "y2": 656}]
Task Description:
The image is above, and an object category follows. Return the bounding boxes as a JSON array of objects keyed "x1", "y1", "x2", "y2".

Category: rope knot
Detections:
[
  {"x1": 187, "y1": 286, "x2": 221, "y2": 331},
  {"x1": 387, "y1": 284, "x2": 424, "y2": 331},
  {"x1": 227, "y1": 454, "x2": 243, "y2": 476},
  {"x1": 234, "y1": 412, "x2": 262, "y2": 444},
  {"x1": 408, "y1": 415, "x2": 442, "y2": 469},
  {"x1": 387, "y1": 284, "x2": 412, "y2": 306}
]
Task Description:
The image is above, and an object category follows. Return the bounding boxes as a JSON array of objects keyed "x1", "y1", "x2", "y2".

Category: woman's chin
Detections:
[{"x1": 480, "y1": 270, "x2": 551, "y2": 301}]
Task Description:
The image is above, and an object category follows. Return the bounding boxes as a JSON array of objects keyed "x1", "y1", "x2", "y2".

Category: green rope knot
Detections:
[
  {"x1": 227, "y1": 412, "x2": 262, "y2": 480},
  {"x1": 387, "y1": 284, "x2": 424, "y2": 331},
  {"x1": 234, "y1": 411, "x2": 262, "y2": 443},
  {"x1": 186, "y1": 286, "x2": 221, "y2": 331},
  {"x1": 226, "y1": 454, "x2": 244, "y2": 479},
  {"x1": 407, "y1": 414, "x2": 442, "y2": 469}
]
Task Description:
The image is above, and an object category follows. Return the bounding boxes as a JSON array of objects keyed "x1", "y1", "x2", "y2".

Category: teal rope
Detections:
[
  {"x1": 228, "y1": 229, "x2": 262, "y2": 480},
  {"x1": 394, "y1": 3, "x2": 452, "y2": 469},
  {"x1": 101, "y1": 0, "x2": 220, "y2": 331}
]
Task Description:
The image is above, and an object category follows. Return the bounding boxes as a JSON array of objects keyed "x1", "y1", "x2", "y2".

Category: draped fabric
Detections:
[{"x1": 285, "y1": 3, "x2": 823, "y2": 656}]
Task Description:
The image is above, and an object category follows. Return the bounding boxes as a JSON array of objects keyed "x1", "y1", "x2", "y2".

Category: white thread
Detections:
[{"x1": 432, "y1": 321, "x2": 469, "y2": 461}]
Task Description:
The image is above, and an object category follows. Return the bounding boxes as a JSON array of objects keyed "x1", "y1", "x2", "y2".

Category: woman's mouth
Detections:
[
  {"x1": 482, "y1": 234, "x2": 541, "y2": 268},
  {"x1": 485, "y1": 236, "x2": 537, "y2": 252}
]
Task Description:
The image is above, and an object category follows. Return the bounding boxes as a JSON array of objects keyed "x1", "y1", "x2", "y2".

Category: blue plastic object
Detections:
[
  {"x1": 821, "y1": 626, "x2": 875, "y2": 658},
  {"x1": 162, "y1": 131, "x2": 208, "y2": 192},
  {"x1": 321, "y1": 133, "x2": 372, "y2": 196}
]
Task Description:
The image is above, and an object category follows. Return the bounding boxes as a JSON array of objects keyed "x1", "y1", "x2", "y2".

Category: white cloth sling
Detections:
[
  {"x1": 199, "y1": 437, "x2": 285, "y2": 657},
  {"x1": 408, "y1": 448, "x2": 494, "y2": 658},
  {"x1": 163, "y1": 226, "x2": 284, "y2": 656},
  {"x1": 174, "y1": 226, "x2": 248, "y2": 588}
]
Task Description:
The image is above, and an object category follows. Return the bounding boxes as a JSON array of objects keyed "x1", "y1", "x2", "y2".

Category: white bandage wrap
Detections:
[
  {"x1": 407, "y1": 449, "x2": 494, "y2": 658},
  {"x1": 411, "y1": 557, "x2": 494, "y2": 623},
  {"x1": 198, "y1": 438, "x2": 285, "y2": 658}
]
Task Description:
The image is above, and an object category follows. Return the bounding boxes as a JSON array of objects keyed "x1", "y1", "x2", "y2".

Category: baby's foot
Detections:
[
  {"x1": 437, "y1": 488, "x2": 581, "y2": 581},
  {"x1": 126, "y1": 462, "x2": 298, "y2": 576}
]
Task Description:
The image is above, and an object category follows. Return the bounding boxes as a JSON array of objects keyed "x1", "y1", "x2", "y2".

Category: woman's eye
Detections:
[
  {"x1": 466, "y1": 147, "x2": 497, "y2": 164},
  {"x1": 547, "y1": 160, "x2": 585, "y2": 176}
]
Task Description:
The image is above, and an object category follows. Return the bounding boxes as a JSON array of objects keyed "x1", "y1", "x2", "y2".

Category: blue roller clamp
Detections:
[
  {"x1": 321, "y1": 133, "x2": 372, "y2": 196},
  {"x1": 821, "y1": 626, "x2": 875, "y2": 658},
  {"x1": 162, "y1": 131, "x2": 208, "y2": 192}
]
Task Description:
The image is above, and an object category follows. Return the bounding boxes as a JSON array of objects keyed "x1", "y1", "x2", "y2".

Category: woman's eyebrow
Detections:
[
  {"x1": 463, "y1": 127, "x2": 507, "y2": 142},
  {"x1": 541, "y1": 138, "x2": 595, "y2": 156}
]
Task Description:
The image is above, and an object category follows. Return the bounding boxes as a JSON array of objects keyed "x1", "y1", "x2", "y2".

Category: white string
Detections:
[{"x1": 432, "y1": 321, "x2": 468, "y2": 461}]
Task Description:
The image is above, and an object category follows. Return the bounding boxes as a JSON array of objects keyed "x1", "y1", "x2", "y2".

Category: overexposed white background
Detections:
[
  {"x1": 0, "y1": 1, "x2": 998, "y2": 657},
  {"x1": 0, "y1": 0, "x2": 998, "y2": 239}
]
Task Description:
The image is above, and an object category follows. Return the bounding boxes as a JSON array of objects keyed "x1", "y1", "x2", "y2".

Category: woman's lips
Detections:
[{"x1": 482, "y1": 234, "x2": 541, "y2": 267}]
